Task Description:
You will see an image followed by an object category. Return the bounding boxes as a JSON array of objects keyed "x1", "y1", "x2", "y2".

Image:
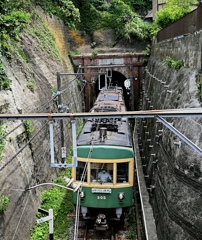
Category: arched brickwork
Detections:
[{"x1": 73, "y1": 52, "x2": 147, "y2": 111}]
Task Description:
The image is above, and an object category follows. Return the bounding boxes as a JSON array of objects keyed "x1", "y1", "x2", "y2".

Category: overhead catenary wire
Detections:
[
  {"x1": 11, "y1": 191, "x2": 31, "y2": 240},
  {"x1": 73, "y1": 120, "x2": 101, "y2": 240}
]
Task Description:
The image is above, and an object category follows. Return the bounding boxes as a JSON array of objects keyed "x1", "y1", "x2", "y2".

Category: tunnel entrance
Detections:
[{"x1": 94, "y1": 71, "x2": 131, "y2": 110}]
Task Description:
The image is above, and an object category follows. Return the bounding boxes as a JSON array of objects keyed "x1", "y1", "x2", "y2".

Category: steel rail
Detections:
[{"x1": 1, "y1": 108, "x2": 202, "y2": 120}]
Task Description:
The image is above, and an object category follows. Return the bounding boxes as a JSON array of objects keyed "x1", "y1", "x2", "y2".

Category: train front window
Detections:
[
  {"x1": 91, "y1": 163, "x2": 113, "y2": 184},
  {"x1": 76, "y1": 161, "x2": 87, "y2": 182},
  {"x1": 117, "y1": 162, "x2": 128, "y2": 183}
]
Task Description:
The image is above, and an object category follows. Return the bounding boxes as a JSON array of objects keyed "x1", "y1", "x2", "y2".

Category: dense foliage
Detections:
[
  {"x1": 72, "y1": 0, "x2": 116, "y2": 35},
  {"x1": 72, "y1": 0, "x2": 152, "y2": 41},
  {"x1": 110, "y1": 0, "x2": 151, "y2": 41},
  {"x1": 0, "y1": 0, "x2": 31, "y2": 51},
  {"x1": 89, "y1": 0, "x2": 152, "y2": 15},
  {"x1": 34, "y1": 0, "x2": 80, "y2": 28}
]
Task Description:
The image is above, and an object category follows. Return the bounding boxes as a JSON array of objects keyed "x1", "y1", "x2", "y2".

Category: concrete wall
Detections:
[{"x1": 139, "y1": 31, "x2": 202, "y2": 239}]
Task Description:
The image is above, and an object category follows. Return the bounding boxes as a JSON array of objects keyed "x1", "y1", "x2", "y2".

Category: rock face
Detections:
[
  {"x1": 0, "y1": 8, "x2": 82, "y2": 240},
  {"x1": 93, "y1": 29, "x2": 116, "y2": 47},
  {"x1": 140, "y1": 32, "x2": 202, "y2": 239}
]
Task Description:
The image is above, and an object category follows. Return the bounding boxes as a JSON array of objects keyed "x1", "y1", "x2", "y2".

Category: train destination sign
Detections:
[{"x1": 92, "y1": 188, "x2": 112, "y2": 194}]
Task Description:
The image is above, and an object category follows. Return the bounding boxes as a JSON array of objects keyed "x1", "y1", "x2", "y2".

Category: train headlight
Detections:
[
  {"x1": 118, "y1": 192, "x2": 124, "y2": 200},
  {"x1": 80, "y1": 191, "x2": 85, "y2": 198}
]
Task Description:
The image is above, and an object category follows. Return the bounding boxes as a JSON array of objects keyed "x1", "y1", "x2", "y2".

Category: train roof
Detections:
[
  {"x1": 77, "y1": 118, "x2": 132, "y2": 147},
  {"x1": 77, "y1": 87, "x2": 133, "y2": 148}
]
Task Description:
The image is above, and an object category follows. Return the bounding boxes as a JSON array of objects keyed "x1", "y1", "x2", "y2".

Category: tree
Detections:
[{"x1": 153, "y1": 0, "x2": 198, "y2": 30}]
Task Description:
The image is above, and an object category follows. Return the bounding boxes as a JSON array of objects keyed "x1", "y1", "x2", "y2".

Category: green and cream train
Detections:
[{"x1": 68, "y1": 86, "x2": 134, "y2": 230}]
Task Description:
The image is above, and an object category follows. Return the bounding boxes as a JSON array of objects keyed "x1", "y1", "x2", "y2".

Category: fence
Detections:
[{"x1": 157, "y1": 3, "x2": 202, "y2": 42}]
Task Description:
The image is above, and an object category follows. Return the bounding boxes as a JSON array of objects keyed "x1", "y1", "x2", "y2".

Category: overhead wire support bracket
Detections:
[
  {"x1": 156, "y1": 115, "x2": 202, "y2": 156},
  {"x1": 49, "y1": 120, "x2": 78, "y2": 168}
]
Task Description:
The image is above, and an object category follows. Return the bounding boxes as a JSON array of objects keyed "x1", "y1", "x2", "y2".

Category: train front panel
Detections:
[{"x1": 71, "y1": 145, "x2": 134, "y2": 218}]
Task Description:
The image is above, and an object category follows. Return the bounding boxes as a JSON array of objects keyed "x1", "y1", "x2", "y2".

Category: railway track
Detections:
[{"x1": 77, "y1": 221, "x2": 119, "y2": 240}]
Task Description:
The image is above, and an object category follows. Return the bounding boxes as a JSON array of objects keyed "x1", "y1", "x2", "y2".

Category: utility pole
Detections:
[{"x1": 57, "y1": 72, "x2": 65, "y2": 163}]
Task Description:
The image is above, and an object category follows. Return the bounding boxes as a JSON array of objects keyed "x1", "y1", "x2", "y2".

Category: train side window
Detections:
[
  {"x1": 76, "y1": 161, "x2": 87, "y2": 182},
  {"x1": 117, "y1": 163, "x2": 128, "y2": 183}
]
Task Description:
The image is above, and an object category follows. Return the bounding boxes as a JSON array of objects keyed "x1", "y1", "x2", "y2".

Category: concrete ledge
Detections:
[{"x1": 133, "y1": 121, "x2": 158, "y2": 240}]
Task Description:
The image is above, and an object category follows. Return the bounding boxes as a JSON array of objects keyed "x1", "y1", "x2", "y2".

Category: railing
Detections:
[{"x1": 157, "y1": 3, "x2": 202, "y2": 42}]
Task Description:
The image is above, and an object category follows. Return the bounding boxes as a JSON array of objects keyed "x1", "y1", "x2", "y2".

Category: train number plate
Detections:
[{"x1": 92, "y1": 188, "x2": 112, "y2": 194}]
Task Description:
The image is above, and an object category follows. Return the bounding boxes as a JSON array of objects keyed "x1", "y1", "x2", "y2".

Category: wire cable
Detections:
[
  {"x1": 26, "y1": 183, "x2": 74, "y2": 192},
  {"x1": 73, "y1": 120, "x2": 101, "y2": 240},
  {"x1": 11, "y1": 191, "x2": 31, "y2": 240},
  {"x1": 0, "y1": 121, "x2": 48, "y2": 172}
]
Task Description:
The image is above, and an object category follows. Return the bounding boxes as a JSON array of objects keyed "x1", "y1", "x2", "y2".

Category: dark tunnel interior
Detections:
[{"x1": 94, "y1": 71, "x2": 131, "y2": 110}]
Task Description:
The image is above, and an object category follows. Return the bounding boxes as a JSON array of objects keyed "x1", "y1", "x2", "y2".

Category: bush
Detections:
[{"x1": 30, "y1": 170, "x2": 73, "y2": 240}]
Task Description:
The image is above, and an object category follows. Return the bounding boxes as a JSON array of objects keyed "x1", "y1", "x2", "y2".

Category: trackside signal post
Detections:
[{"x1": 37, "y1": 208, "x2": 54, "y2": 240}]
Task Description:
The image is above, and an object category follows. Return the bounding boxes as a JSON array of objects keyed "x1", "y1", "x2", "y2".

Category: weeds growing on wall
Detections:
[
  {"x1": 0, "y1": 193, "x2": 10, "y2": 212},
  {"x1": 27, "y1": 81, "x2": 36, "y2": 92},
  {"x1": 0, "y1": 53, "x2": 11, "y2": 90},
  {"x1": 24, "y1": 120, "x2": 34, "y2": 138},
  {"x1": 196, "y1": 80, "x2": 202, "y2": 101},
  {"x1": 27, "y1": 19, "x2": 62, "y2": 61},
  {"x1": 0, "y1": 125, "x2": 6, "y2": 160},
  {"x1": 163, "y1": 56, "x2": 183, "y2": 71}
]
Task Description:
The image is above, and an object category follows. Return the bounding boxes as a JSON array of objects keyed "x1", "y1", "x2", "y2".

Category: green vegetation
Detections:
[
  {"x1": 152, "y1": 0, "x2": 198, "y2": 34},
  {"x1": 72, "y1": 0, "x2": 151, "y2": 42},
  {"x1": 30, "y1": 169, "x2": 73, "y2": 240},
  {"x1": 24, "y1": 120, "x2": 34, "y2": 138},
  {"x1": 72, "y1": 0, "x2": 115, "y2": 35},
  {"x1": 0, "y1": 0, "x2": 31, "y2": 55},
  {"x1": 0, "y1": 54, "x2": 11, "y2": 90},
  {"x1": 163, "y1": 56, "x2": 183, "y2": 71},
  {"x1": 92, "y1": 50, "x2": 98, "y2": 57},
  {"x1": 196, "y1": 80, "x2": 202, "y2": 101},
  {"x1": 0, "y1": 125, "x2": 6, "y2": 160},
  {"x1": 27, "y1": 81, "x2": 36, "y2": 92},
  {"x1": 110, "y1": 0, "x2": 151, "y2": 42},
  {"x1": 34, "y1": 0, "x2": 80, "y2": 29},
  {"x1": 125, "y1": 207, "x2": 136, "y2": 239},
  {"x1": 27, "y1": 20, "x2": 62, "y2": 61},
  {"x1": 0, "y1": 193, "x2": 10, "y2": 212},
  {"x1": 143, "y1": 44, "x2": 151, "y2": 56},
  {"x1": 90, "y1": 0, "x2": 152, "y2": 15}
]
